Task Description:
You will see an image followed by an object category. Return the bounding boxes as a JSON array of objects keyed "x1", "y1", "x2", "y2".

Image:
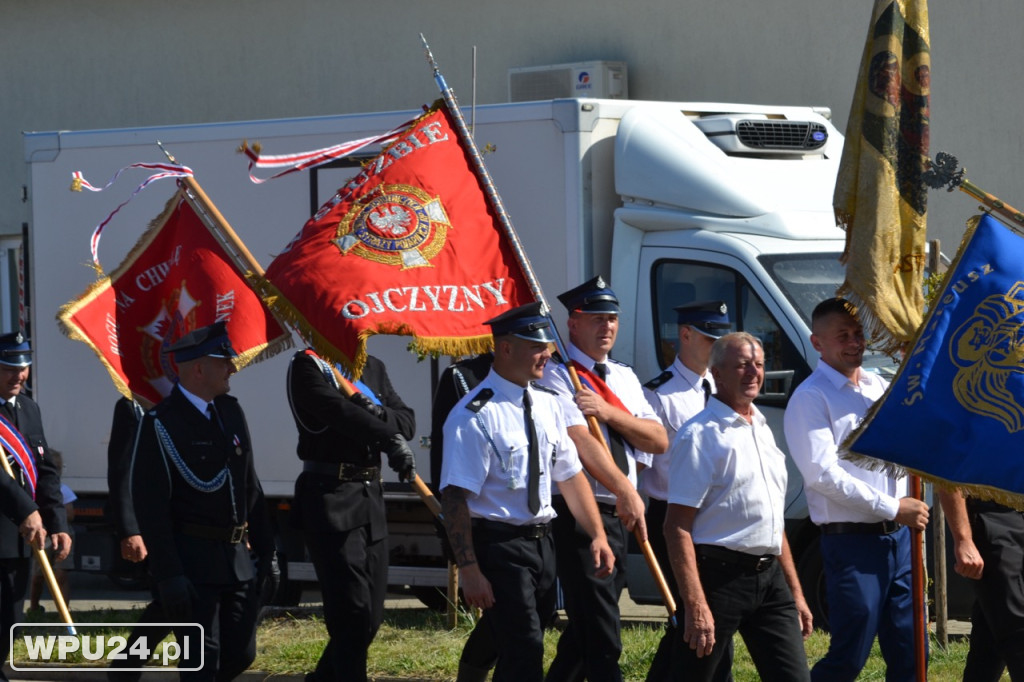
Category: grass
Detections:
[{"x1": 14, "y1": 605, "x2": 998, "y2": 680}]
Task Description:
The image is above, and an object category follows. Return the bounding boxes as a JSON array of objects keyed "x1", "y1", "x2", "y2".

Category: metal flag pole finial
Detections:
[{"x1": 923, "y1": 152, "x2": 1024, "y2": 230}]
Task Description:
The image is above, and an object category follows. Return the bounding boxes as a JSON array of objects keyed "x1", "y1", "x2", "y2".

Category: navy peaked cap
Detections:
[
  {"x1": 167, "y1": 321, "x2": 238, "y2": 363},
  {"x1": 675, "y1": 300, "x2": 731, "y2": 339},
  {"x1": 0, "y1": 332, "x2": 32, "y2": 368},
  {"x1": 557, "y1": 276, "x2": 620, "y2": 314},
  {"x1": 485, "y1": 302, "x2": 556, "y2": 343}
]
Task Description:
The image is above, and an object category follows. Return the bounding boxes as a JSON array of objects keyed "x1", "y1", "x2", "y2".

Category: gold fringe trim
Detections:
[
  {"x1": 837, "y1": 214, "x2": 1024, "y2": 504},
  {"x1": 841, "y1": 451, "x2": 1024, "y2": 511},
  {"x1": 248, "y1": 272, "x2": 493, "y2": 380},
  {"x1": 57, "y1": 277, "x2": 134, "y2": 401},
  {"x1": 57, "y1": 189, "x2": 292, "y2": 401}
]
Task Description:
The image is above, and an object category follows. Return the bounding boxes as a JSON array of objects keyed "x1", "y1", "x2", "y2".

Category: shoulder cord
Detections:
[
  {"x1": 286, "y1": 353, "x2": 339, "y2": 435},
  {"x1": 154, "y1": 417, "x2": 238, "y2": 522}
]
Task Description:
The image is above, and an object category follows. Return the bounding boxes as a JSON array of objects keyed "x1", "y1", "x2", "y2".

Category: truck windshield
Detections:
[{"x1": 761, "y1": 252, "x2": 899, "y2": 380}]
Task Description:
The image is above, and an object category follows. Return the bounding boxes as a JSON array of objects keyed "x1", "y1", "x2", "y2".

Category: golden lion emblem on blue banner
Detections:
[{"x1": 950, "y1": 282, "x2": 1024, "y2": 432}]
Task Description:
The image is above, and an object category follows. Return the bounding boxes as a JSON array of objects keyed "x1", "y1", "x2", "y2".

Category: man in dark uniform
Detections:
[
  {"x1": 108, "y1": 397, "x2": 148, "y2": 564},
  {"x1": 131, "y1": 322, "x2": 274, "y2": 681},
  {"x1": 441, "y1": 302, "x2": 615, "y2": 682},
  {"x1": 106, "y1": 396, "x2": 171, "y2": 681},
  {"x1": 939, "y1": 489, "x2": 1023, "y2": 680},
  {"x1": 286, "y1": 347, "x2": 416, "y2": 682},
  {"x1": 0, "y1": 331, "x2": 70, "y2": 682},
  {"x1": 538, "y1": 277, "x2": 667, "y2": 682}
]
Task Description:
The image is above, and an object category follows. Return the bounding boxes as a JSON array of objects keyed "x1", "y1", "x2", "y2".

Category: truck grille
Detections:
[{"x1": 736, "y1": 120, "x2": 828, "y2": 151}]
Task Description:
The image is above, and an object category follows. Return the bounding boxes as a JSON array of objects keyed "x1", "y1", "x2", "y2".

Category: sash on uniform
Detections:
[
  {"x1": 0, "y1": 413, "x2": 38, "y2": 499},
  {"x1": 571, "y1": 360, "x2": 631, "y2": 415}
]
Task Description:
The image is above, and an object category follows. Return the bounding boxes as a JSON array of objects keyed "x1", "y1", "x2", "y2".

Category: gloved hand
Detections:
[
  {"x1": 157, "y1": 575, "x2": 195, "y2": 622},
  {"x1": 350, "y1": 392, "x2": 387, "y2": 421},
  {"x1": 256, "y1": 551, "x2": 281, "y2": 605},
  {"x1": 382, "y1": 434, "x2": 416, "y2": 482}
]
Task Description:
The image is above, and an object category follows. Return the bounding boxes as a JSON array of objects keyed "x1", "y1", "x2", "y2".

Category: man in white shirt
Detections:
[
  {"x1": 783, "y1": 297, "x2": 930, "y2": 682},
  {"x1": 540, "y1": 276, "x2": 667, "y2": 682},
  {"x1": 441, "y1": 301, "x2": 614, "y2": 682},
  {"x1": 640, "y1": 301, "x2": 731, "y2": 682},
  {"x1": 665, "y1": 332, "x2": 812, "y2": 681}
]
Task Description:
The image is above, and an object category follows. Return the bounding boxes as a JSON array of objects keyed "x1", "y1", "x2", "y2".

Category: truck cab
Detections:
[{"x1": 607, "y1": 105, "x2": 900, "y2": 626}]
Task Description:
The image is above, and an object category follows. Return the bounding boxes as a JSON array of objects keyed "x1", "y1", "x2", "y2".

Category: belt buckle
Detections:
[
  {"x1": 755, "y1": 556, "x2": 772, "y2": 572},
  {"x1": 229, "y1": 525, "x2": 246, "y2": 544}
]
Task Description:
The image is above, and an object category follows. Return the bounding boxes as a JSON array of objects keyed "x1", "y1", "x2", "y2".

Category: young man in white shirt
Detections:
[{"x1": 783, "y1": 297, "x2": 930, "y2": 681}]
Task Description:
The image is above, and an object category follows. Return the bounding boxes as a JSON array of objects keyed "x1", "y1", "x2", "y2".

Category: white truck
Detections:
[{"x1": 23, "y1": 97, "x2": 890, "y2": 623}]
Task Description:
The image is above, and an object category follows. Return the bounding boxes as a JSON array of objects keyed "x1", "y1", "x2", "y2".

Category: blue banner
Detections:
[{"x1": 844, "y1": 213, "x2": 1024, "y2": 502}]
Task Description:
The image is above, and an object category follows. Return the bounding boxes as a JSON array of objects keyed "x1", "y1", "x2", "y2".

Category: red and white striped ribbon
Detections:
[
  {"x1": 71, "y1": 163, "x2": 193, "y2": 268},
  {"x1": 240, "y1": 119, "x2": 412, "y2": 184}
]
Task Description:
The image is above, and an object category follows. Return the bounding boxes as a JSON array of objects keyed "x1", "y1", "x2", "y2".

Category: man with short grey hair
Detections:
[{"x1": 665, "y1": 332, "x2": 812, "y2": 681}]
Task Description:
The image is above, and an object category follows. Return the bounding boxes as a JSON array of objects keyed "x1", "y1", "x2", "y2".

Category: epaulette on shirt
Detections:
[
  {"x1": 530, "y1": 381, "x2": 558, "y2": 395},
  {"x1": 607, "y1": 357, "x2": 632, "y2": 368},
  {"x1": 644, "y1": 370, "x2": 673, "y2": 391},
  {"x1": 466, "y1": 388, "x2": 494, "y2": 413}
]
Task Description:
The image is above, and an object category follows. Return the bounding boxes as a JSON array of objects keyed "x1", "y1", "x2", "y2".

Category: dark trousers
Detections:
[
  {"x1": 181, "y1": 579, "x2": 259, "y2": 682},
  {"x1": 473, "y1": 523, "x2": 557, "y2": 682},
  {"x1": 106, "y1": 593, "x2": 171, "y2": 681},
  {"x1": 645, "y1": 501, "x2": 734, "y2": 682},
  {"x1": 547, "y1": 498, "x2": 628, "y2": 682},
  {"x1": 813, "y1": 527, "x2": 918, "y2": 682},
  {"x1": 670, "y1": 552, "x2": 808, "y2": 682},
  {"x1": 0, "y1": 558, "x2": 29, "y2": 682},
  {"x1": 304, "y1": 524, "x2": 388, "y2": 682},
  {"x1": 964, "y1": 506, "x2": 1024, "y2": 681}
]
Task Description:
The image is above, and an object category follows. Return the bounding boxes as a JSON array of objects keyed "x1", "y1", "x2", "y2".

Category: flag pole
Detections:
[
  {"x1": 924, "y1": 151, "x2": 1024, "y2": 234},
  {"x1": 156, "y1": 143, "x2": 443, "y2": 520},
  {"x1": 0, "y1": 447, "x2": 75, "y2": 633},
  {"x1": 420, "y1": 35, "x2": 677, "y2": 626}
]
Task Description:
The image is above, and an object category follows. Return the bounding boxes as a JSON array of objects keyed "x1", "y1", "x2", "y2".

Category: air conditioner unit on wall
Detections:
[{"x1": 508, "y1": 61, "x2": 628, "y2": 102}]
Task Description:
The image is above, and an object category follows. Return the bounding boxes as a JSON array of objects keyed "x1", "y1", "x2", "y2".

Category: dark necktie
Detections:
[
  {"x1": 593, "y1": 363, "x2": 629, "y2": 475},
  {"x1": 523, "y1": 389, "x2": 541, "y2": 515},
  {"x1": 206, "y1": 403, "x2": 225, "y2": 433},
  {"x1": 702, "y1": 378, "x2": 712, "y2": 405},
  {"x1": 2, "y1": 400, "x2": 15, "y2": 425}
]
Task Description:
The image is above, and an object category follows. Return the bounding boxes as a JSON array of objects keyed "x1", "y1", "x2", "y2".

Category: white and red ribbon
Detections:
[
  {"x1": 71, "y1": 162, "x2": 194, "y2": 269},
  {"x1": 240, "y1": 119, "x2": 412, "y2": 184}
]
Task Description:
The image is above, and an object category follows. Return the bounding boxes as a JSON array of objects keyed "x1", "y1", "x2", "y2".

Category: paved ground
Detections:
[{"x1": 6, "y1": 570, "x2": 972, "y2": 681}]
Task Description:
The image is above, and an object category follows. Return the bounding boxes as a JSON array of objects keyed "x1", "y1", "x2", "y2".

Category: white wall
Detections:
[{"x1": 5, "y1": 0, "x2": 1023, "y2": 254}]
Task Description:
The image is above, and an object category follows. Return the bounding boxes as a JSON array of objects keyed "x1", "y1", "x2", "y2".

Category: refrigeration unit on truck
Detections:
[{"x1": 24, "y1": 96, "x2": 940, "y2": 622}]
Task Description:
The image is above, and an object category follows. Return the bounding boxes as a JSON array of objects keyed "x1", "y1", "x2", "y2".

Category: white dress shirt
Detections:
[
  {"x1": 639, "y1": 356, "x2": 714, "y2": 501},
  {"x1": 441, "y1": 369, "x2": 582, "y2": 526},
  {"x1": 668, "y1": 398, "x2": 788, "y2": 556},
  {"x1": 538, "y1": 342, "x2": 659, "y2": 504},
  {"x1": 783, "y1": 361, "x2": 903, "y2": 524}
]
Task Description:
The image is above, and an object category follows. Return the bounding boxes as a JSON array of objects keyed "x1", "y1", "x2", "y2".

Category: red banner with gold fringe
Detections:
[
  {"x1": 255, "y1": 103, "x2": 533, "y2": 377},
  {"x1": 58, "y1": 188, "x2": 291, "y2": 405}
]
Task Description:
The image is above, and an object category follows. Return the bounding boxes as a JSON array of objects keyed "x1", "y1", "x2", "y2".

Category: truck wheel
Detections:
[{"x1": 797, "y1": 535, "x2": 829, "y2": 632}]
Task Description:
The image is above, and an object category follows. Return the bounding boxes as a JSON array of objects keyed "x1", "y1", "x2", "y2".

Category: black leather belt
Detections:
[
  {"x1": 179, "y1": 522, "x2": 247, "y2": 544},
  {"x1": 695, "y1": 544, "x2": 776, "y2": 573},
  {"x1": 596, "y1": 502, "x2": 618, "y2": 517},
  {"x1": 820, "y1": 520, "x2": 900, "y2": 536},
  {"x1": 303, "y1": 460, "x2": 380, "y2": 482},
  {"x1": 472, "y1": 518, "x2": 551, "y2": 539}
]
